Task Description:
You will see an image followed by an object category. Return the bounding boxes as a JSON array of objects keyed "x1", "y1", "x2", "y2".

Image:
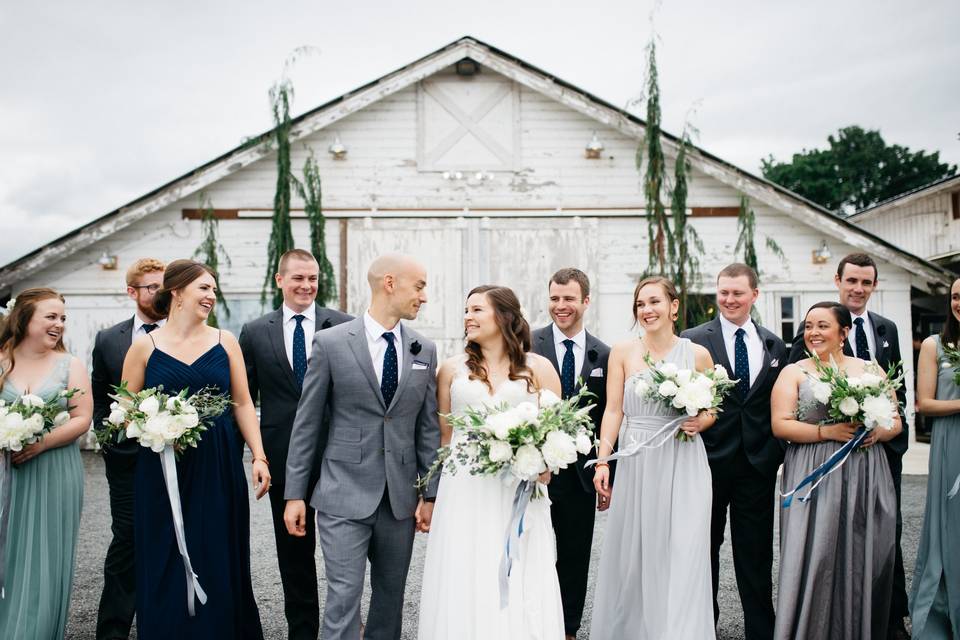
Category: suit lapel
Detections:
[
  {"x1": 346, "y1": 318, "x2": 386, "y2": 410},
  {"x1": 705, "y1": 318, "x2": 733, "y2": 375},
  {"x1": 868, "y1": 311, "x2": 888, "y2": 366},
  {"x1": 119, "y1": 317, "x2": 134, "y2": 350},
  {"x1": 579, "y1": 331, "x2": 598, "y2": 382},
  {"x1": 387, "y1": 323, "x2": 416, "y2": 413},
  {"x1": 744, "y1": 324, "x2": 772, "y2": 402},
  {"x1": 536, "y1": 327, "x2": 561, "y2": 374},
  {"x1": 267, "y1": 310, "x2": 298, "y2": 392}
]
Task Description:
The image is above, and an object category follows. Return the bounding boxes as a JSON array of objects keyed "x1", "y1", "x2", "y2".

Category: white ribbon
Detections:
[
  {"x1": 585, "y1": 415, "x2": 689, "y2": 466},
  {"x1": 159, "y1": 446, "x2": 207, "y2": 616},
  {"x1": 948, "y1": 473, "x2": 960, "y2": 500}
]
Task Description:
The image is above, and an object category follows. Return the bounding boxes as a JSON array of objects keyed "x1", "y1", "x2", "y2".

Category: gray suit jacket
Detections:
[{"x1": 284, "y1": 316, "x2": 441, "y2": 520}]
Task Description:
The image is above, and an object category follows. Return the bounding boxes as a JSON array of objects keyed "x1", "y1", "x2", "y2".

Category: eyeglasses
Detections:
[{"x1": 131, "y1": 284, "x2": 161, "y2": 293}]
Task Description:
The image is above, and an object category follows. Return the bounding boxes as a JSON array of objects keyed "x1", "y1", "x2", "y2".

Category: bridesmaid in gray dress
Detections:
[
  {"x1": 911, "y1": 277, "x2": 960, "y2": 638},
  {"x1": 771, "y1": 301, "x2": 901, "y2": 640}
]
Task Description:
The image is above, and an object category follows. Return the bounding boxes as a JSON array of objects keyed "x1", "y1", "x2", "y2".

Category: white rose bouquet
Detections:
[
  {"x1": 97, "y1": 381, "x2": 231, "y2": 456},
  {"x1": 634, "y1": 354, "x2": 738, "y2": 441},
  {"x1": 804, "y1": 354, "x2": 902, "y2": 432},
  {"x1": 939, "y1": 341, "x2": 960, "y2": 387},
  {"x1": 0, "y1": 388, "x2": 80, "y2": 453}
]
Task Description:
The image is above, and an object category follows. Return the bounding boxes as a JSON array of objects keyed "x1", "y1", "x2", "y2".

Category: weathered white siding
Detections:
[{"x1": 857, "y1": 191, "x2": 960, "y2": 260}]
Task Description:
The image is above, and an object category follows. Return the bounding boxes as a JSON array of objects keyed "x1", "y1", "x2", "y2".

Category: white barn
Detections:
[{"x1": 0, "y1": 37, "x2": 952, "y2": 428}]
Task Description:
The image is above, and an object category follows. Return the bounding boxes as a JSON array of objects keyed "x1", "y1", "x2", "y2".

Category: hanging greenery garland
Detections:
[
  {"x1": 640, "y1": 40, "x2": 675, "y2": 276},
  {"x1": 297, "y1": 150, "x2": 338, "y2": 305},
  {"x1": 191, "y1": 192, "x2": 232, "y2": 328},
  {"x1": 670, "y1": 130, "x2": 706, "y2": 330},
  {"x1": 735, "y1": 195, "x2": 787, "y2": 282},
  {"x1": 262, "y1": 80, "x2": 297, "y2": 309}
]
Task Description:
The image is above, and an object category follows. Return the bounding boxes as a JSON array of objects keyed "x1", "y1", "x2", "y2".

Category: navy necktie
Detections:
[
  {"x1": 854, "y1": 317, "x2": 870, "y2": 360},
  {"x1": 734, "y1": 328, "x2": 750, "y2": 399},
  {"x1": 560, "y1": 339, "x2": 576, "y2": 399},
  {"x1": 142, "y1": 323, "x2": 158, "y2": 334},
  {"x1": 381, "y1": 332, "x2": 399, "y2": 408},
  {"x1": 292, "y1": 314, "x2": 307, "y2": 391}
]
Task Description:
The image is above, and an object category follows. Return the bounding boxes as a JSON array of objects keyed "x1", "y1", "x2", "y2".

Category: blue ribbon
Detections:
[
  {"x1": 499, "y1": 479, "x2": 535, "y2": 609},
  {"x1": 781, "y1": 426, "x2": 869, "y2": 508}
]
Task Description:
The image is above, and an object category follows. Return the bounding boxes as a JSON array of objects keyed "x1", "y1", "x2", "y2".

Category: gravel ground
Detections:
[{"x1": 66, "y1": 452, "x2": 924, "y2": 639}]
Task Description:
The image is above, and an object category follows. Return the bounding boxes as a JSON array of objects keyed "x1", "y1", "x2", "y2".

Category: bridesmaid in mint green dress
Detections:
[
  {"x1": 912, "y1": 277, "x2": 960, "y2": 638},
  {"x1": 0, "y1": 288, "x2": 93, "y2": 639}
]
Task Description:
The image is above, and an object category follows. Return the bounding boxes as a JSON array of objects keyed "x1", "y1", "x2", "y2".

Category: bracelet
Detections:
[
  {"x1": 593, "y1": 462, "x2": 610, "y2": 470},
  {"x1": 816, "y1": 426, "x2": 822, "y2": 442},
  {"x1": 252, "y1": 455, "x2": 269, "y2": 466}
]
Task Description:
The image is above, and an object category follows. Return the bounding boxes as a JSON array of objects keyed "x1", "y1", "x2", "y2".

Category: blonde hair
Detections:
[{"x1": 125, "y1": 258, "x2": 166, "y2": 287}]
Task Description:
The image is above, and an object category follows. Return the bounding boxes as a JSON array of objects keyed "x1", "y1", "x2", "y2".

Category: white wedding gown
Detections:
[{"x1": 418, "y1": 357, "x2": 565, "y2": 639}]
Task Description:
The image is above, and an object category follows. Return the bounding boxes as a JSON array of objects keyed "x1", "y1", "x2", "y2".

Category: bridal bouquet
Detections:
[
  {"x1": 421, "y1": 386, "x2": 595, "y2": 492},
  {"x1": 0, "y1": 389, "x2": 79, "y2": 452},
  {"x1": 939, "y1": 340, "x2": 960, "y2": 387},
  {"x1": 633, "y1": 354, "x2": 738, "y2": 441},
  {"x1": 97, "y1": 381, "x2": 231, "y2": 454}
]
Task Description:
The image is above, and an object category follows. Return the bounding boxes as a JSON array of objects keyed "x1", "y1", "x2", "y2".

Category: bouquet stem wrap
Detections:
[
  {"x1": 499, "y1": 479, "x2": 536, "y2": 609},
  {"x1": 585, "y1": 415, "x2": 688, "y2": 466},
  {"x1": 0, "y1": 451, "x2": 10, "y2": 598},
  {"x1": 781, "y1": 426, "x2": 869, "y2": 508},
  {"x1": 160, "y1": 446, "x2": 207, "y2": 615}
]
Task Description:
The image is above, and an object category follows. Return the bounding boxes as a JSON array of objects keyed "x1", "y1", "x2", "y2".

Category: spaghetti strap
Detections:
[
  {"x1": 148, "y1": 333, "x2": 157, "y2": 347},
  {"x1": 218, "y1": 329, "x2": 222, "y2": 344}
]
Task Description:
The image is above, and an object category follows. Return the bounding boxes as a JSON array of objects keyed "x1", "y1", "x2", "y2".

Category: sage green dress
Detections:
[
  {"x1": 910, "y1": 336, "x2": 960, "y2": 638},
  {"x1": 0, "y1": 354, "x2": 84, "y2": 638}
]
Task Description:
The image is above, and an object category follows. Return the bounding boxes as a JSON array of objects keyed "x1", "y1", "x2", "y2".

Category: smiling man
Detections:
[
  {"x1": 238, "y1": 249, "x2": 352, "y2": 640},
  {"x1": 681, "y1": 263, "x2": 787, "y2": 640}
]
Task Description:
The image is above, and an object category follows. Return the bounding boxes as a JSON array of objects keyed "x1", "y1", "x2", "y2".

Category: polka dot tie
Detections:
[
  {"x1": 292, "y1": 315, "x2": 307, "y2": 391},
  {"x1": 381, "y1": 332, "x2": 399, "y2": 408},
  {"x1": 560, "y1": 339, "x2": 576, "y2": 399},
  {"x1": 853, "y1": 317, "x2": 871, "y2": 360},
  {"x1": 734, "y1": 328, "x2": 750, "y2": 399}
]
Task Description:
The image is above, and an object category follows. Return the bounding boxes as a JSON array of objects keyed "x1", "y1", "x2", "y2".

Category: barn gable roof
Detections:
[
  {"x1": 0, "y1": 36, "x2": 953, "y2": 291},
  {"x1": 848, "y1": 173, "x2": 960, "y2": 222}
]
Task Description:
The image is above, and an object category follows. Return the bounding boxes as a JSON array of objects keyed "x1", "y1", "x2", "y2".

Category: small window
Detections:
[
  {"x1": 951, "y1": 191, "x2": 959, "y2": 220},
  {"x1": 780, "y1": 295, "x2": 798, "y2": 344}
]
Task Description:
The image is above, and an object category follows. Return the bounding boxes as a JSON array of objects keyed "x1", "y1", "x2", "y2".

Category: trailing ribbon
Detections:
[
  {"x1": 499, "y1": 479, "x2": 535, "y2": 609},
  {"x1": 159, "y1": 446, "x2": 207, "y2": 616},
  {"x1": 947, "y1": 473, "x2": 960, "y2": 500},
  {"x1": 781, "y1": 426, "x2": 869, "y2": 508},
  {"x1": 585, "y1": 415, "x2": 689, "y2": 467},
  {"x1": 0, "y1": 451, "x2": 10, "y2": 598}
]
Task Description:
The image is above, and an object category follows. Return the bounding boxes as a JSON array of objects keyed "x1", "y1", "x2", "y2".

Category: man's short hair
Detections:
[
  {"x1": 836, "y1": 253, "x2": 878, "y2": 282},
  {"x1": 278, "y1": 249, "x2": 318, "y2": 274},
  {"x1": 717, "y1": 263, "x2": 758, "y2": 289},
  {"x1": 125, "y1": 258, "x2": 165, "y2": 287},
  {"x1": 549, "y1": 268, "x2": 590, "y2": 299}
]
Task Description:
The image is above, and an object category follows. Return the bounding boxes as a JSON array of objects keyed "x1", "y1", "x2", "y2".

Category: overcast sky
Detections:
[{"x1": 1, "y1": 0, "x2": 957, "y2": 266}]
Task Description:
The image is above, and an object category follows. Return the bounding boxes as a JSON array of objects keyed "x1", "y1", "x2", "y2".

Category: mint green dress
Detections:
[{"x1": 0, "y1": 355, "x2": 84, "y2": 638}]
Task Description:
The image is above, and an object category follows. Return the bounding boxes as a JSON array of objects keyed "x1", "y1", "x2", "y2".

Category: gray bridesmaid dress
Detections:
[
  {"x1": 774, "y1": 376, "x2": 897, "y2": 640},
  {"x1": 910, "y1": 335, "x2": 960, "y2": 638}
]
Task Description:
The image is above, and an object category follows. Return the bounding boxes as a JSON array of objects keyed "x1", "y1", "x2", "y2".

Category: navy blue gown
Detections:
[{"x1": 134, "y1": 342, "x2": 263, "y2": 639}]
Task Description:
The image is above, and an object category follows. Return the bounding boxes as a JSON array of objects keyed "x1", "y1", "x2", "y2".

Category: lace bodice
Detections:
[{"x1": 449, "y1": 356, "x2": 538, "y2": 419}]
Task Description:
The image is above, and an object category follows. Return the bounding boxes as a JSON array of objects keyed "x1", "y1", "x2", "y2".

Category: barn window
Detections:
[
  {"x1": 779, "y1": 295, "x2": 798, "y2": 344},
  {"x1": 951, "y1": 191, "x2": 959, "y2": 220}
]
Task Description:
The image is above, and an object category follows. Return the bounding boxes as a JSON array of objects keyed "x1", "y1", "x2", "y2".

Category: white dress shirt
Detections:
[
  {"x1": 364, "y1": 311, "x2": 403, "y2": 384},
  {"x1": 719, "y1": 314, "x2": 762, "y2": 387},
  {"x1": 552, "y1": 324, "x2": 585, "y2": 378},
  {"x1": 133, "y1": 314, "x2": 165, "y2": 337},
  {"x1": 282, "y1": 304, "x2": 315, "y2": 369},
  {"x1": 847, "y1": 310, "x2": 876, "y2": 358}
]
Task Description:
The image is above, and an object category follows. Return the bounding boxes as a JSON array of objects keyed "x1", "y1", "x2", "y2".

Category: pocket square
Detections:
[
  {"x1": 882, "y1": 341, "x2": 890, "y2": 348},
  {"x1": 590, "y1": 367, "x2": 604, "y2": 378},
  {"x1": 412, "y1": 360, "x2": 429, "y2": 370},
  {"x1": 770, "y1": 359, "x2": 780, "y2": 368}
]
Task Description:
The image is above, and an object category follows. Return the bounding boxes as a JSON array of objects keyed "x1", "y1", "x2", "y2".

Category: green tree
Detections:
[
  {"x1": 192, "y1": 193, "x2": 231, "y2": 328},
  {"x1": 640, "y1": 40, "x2": 674, "y2": 274},
  {"x1": 262, "y1": 80, "x2": 297, "y2": 309},
  {"x1": 762, "y1": 126, "x2": 956, "y2": 212}
]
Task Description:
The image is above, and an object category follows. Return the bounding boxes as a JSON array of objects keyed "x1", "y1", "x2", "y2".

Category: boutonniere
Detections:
[
  {"x1": 320, "y1": 318, "x2": 332, "y2": 330},
  {"x1": 410, "y1": 341, "x2": 422, "y2": 355},
  {"x1": 587, "y1": 348, "x2": 598, "y2": 363}
]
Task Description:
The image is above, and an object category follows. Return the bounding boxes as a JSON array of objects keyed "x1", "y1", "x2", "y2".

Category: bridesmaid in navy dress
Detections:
[{"x1": 121, "y1": 260, "x2": 270, "y2": 639}]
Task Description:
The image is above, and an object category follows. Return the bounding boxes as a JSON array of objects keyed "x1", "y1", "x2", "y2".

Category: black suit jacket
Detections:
[
  {"x1": 681, "y1": 317, "x2": 788, "y2": 478},
  {"x1": 91, "y1": 317, "x2": 137, "y2": 455},
  {"x1": 531, "y1": 324, "x2": 611, "y2": 493},
  {"x1": 788, "y1": 310, "x2": 908, "y2": 456},
  {"x1": 238, "y1": 304, "x2": 353, "y2": 485}
]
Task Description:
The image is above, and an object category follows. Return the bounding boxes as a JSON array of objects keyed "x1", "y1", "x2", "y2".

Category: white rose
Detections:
[
  {"x1": 138, "y1": 395, "x2": 160, "y2": 416},
  {"x1": 861, "y1": 394, "x2": 894, "y2": 430},
  {"x1": 838, "y1": 396, "x2": 860, "y2": 417},
  {"x1": 657, "y1": 362, "x2": 679, "y2": 378},
  {"x1": 140, "y1": 431, "x2": 167, "y2": 453},
  {"x1": 487, "y1": 440, "x2": 514, "y2": 463},
  {"x1": 538, "y1": 389, "x2": 562, "y2": 407},
  {"x1": 512, "y1": 444, "x2": 546, "y2": 480},
  {"x1": 514, "y1": 402, "x2": 540, "y2": 425},
  {"x1": 20, "y1": 393, "x2": 45, "y2": 408},
  {"x1": 177, "y1": 411, "x2": 200, "y2": 429},
  {"x1": 541, "y1": 431, "x2": 578, "y2": 471},
  {"x1": 53, "y1": 411, "x2": 71, "y2": 427},
  {"x1": 658, "y1": 380, "x2": 679, "y2": 398},
  {"x1": 846, "y1": 376, "x2": 863, "y2": 389},
  {"x1": 107, "y1": 408, "x2": 127, "y2": 426},
  {"x1": 811, "y1": 381, "x2": 833, "y2": 405},
  {"x1": 486, "y1": 413, "x2": 515, "y2": 440},
  {"x1": 575, "y1": 432, "x2": 593, "y2": 455},
  {"x1": 4, "y1": 412, "x2": 23, "y2": 431},
  {"x1": 25, "y1": 413, "x2": 44, "y2": 433},
  {"x1": 713, "y1": 364, "x2": 729, "y2": 380},
  {"x1": 166, "y1": 396, "x2": 180, "y2": 411},
  {"x1": 633, "y1": 377, "x2": 650, "y2": 398},
  {"x1": 859, "y1": 373, "x2": 883, "y2": 390},
  {"x1": 126, "y1": 420, "x2": 144, "y2": 440},
  {"x1": 943, "y1": 362, "x2": 952, "y2": 370},
  {"x1": 675, "y1": 369, "x2": 693, "y2": 385}
]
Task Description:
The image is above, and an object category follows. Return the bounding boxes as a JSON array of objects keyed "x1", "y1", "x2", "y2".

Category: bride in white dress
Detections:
[{"x1": 418, "y1": 285, "x2": 566, "y2": 640}]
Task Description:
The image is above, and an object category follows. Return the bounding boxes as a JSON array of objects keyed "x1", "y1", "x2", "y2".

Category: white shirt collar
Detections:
[
  {"x1": 283, "y1": 303, "x2": 315, "y2": 324},
  {"x1": 364, "y1": 311, "x2": 402, "y2": 343},
  {"x1": 850, "y1": 309, "x2": 870, "y2": 324},
  {"x1": 552, "y1": 324, "x2": 586, "y2": 350},
  {"x1": 718, "y1": 313, "x2": 756, "y2": 342}
]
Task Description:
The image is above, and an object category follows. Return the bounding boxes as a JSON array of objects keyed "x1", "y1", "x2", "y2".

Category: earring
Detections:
[{"x1": 177, "y1": 297, "x2": 183, "y2": 311}]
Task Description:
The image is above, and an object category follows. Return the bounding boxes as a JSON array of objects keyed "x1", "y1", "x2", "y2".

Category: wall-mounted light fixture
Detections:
[
  {"x1": 812, "y1": 240, "x2": 832, "y2": 264},
  {"x1": 328, "y1": 134, "x2": 347, "y2": 160},
  {"x1": 455, "y1": 58, "x2": 480, "y2": 76},
  {"x1": 97, "y1": 251, "x2": 118, "y2": 270},
  {"x1": 585, "y1": 132, "x2": 604, "y2": 159}
]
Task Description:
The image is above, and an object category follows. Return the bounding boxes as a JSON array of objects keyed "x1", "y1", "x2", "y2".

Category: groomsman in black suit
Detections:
[
  {"x1": 239, "y1": 249, "x2": 352, "y2": 640},
  {"x1": 787, "y1": 252, "x2": 909, "y2": 640},
  {"x1": 531, "y1": 268, "x2": 610, "y2": 640},
  {"x1": 681, "y1": 263, "x2": 787, "y2": 640},
  {"x1": 93, "y1": 257, "x2": 166, "y2": 640}
]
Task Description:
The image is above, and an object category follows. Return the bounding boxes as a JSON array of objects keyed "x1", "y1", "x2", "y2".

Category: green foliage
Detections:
[
  {"x1": 191, "y1": 193, "x2": 231, "y2": 327},
  {"x1": 297, "y1": 150, "x2": 338, "y2": 305},
  {"x1": 762, "y1": 125, "x2": 957, "y2": 212},
  {"x1": 735, "y1": 195, "x2": 786, "y2": 285},
  {"x1": 262, "y1": 81, "x2": 297, "y2": 309},
  {"x1": 670, "y1": 131, "x2": 704, "y2": 331},
  {"x1": 641, "y1": 40, "x2": 674, "y2": 275}
]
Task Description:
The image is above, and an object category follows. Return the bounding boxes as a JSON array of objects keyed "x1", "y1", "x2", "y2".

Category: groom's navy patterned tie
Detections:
[
  {"x1": 292, "y1": 314, "x2": 307, "y2": 391},
  {"x1": 854, "y1": 317, "x2": 871, "y2": 360},
  {"x1": 381, "y1": 332, "x2": 399, "y2": 408},
  {"x1": 734, "y1": 328, "x2": 750, "y2": 399},
  {"x1": 561, "y1": 339, "x2": 576, "y2": 399}
]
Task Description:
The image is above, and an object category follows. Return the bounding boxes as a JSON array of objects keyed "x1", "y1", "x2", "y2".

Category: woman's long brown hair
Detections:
[
  {"x1": 464, "y1": 285, "x2": 536, "y2": 393},
  {"x1": 0, "y1": 288, "x2": 67, "y2": 389}
]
